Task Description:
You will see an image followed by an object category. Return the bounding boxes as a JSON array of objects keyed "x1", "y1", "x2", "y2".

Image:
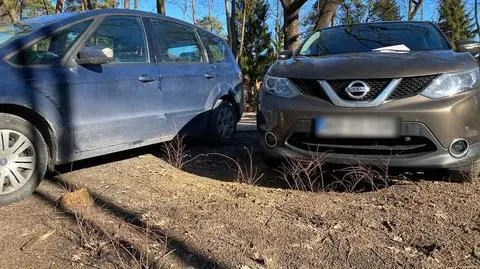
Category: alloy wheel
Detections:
[
  {"x1": 216, "y1": 107, "x2": 235, "y2": 139},
  {"x1": 0, "y1": 129, "x2": 36, "y2": 195}
]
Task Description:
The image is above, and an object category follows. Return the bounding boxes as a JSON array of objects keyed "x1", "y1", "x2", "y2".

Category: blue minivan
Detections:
[{"x1": 0, "y1": 9, "x2": 243, "y2": 205}]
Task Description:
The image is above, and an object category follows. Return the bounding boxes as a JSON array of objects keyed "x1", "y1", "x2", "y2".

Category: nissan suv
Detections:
[{"x1": 258, "y1": 21, "x2": 480, "y2": 179}]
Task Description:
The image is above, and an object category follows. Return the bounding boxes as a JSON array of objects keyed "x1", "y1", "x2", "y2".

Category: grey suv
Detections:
[
  {"x1": 0, "y1": 9, "x2": 243, "y2": 205},
  {"x1": 258, "y1": 21, "x2": 479, "y2": 179}
]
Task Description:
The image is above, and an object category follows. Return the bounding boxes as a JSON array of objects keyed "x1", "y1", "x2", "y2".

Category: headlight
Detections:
[
  {"x1": 263, "y1": 75, "x2": 300, "y2": 98},
  {"x1": 421, "y1": 69, "x2": 480, "y2": 99}
]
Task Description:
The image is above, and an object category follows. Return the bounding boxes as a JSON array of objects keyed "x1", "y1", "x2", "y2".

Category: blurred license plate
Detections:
[{"x1": 315, "y1": 116, "x2": 400, "y2": 138}]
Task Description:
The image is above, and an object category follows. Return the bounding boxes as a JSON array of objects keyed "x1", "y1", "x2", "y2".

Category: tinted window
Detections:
[
  {"x1": 199, "y1": 32, "x2": 228, "y2": 63},
  {"x1": 150, "y1": 19, "x2": 204, "y2": 63},
  {"x1": 9, "y1": 20, "x2": 92, "y2": 65},
  {"x1": 299, "y1": 23, "x2": 451, "y2": 56},
  {"x1": 85, "y1": 16, "x2": 147, "y2": 63}
]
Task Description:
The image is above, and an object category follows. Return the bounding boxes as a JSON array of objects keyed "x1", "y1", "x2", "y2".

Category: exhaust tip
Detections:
[
  {"x1": 449, "y1": 138, "x2": 469, "y2": 158},
  {"x1": 265, "y1": 132, "x2": 278, "y2": 148}
]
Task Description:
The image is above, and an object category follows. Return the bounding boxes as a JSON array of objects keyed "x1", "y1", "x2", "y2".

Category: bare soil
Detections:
[{"x1": 1, "y1": 118, "x2": 480, "y2": 268}]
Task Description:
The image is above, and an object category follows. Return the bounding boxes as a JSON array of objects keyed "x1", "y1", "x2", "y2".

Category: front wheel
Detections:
[
  {"x1": 208, "y1": 101, "x2": 237, "y2": 145},
  {"x1": 0, "y1": 113, "x2": 48, "y2": 206}
]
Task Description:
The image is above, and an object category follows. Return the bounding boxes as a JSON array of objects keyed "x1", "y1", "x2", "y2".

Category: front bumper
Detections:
[{"x1": 257, "y1": 90, "x2": 480, "y2": 170}]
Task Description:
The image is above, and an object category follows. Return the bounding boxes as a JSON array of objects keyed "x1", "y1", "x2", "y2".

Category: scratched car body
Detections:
[
  {"x1": 258, "y1": 21, "x2": 480, "y2": 179},
  {"x1": 0, "y1": 9, "x2": 243, "y2": 205}
]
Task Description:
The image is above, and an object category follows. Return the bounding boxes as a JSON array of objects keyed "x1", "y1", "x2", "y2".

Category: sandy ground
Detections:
[{"x1": 1, "y1": 115, "x2": 480, "y2": 269}]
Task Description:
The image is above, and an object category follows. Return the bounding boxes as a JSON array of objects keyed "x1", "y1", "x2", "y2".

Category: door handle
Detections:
[
  {"x1": 138, "y1": 75, "x2": 156, "y2": 82},
  {"x1": 204, "y1": 73, "x2": 215, "y2": 79}
]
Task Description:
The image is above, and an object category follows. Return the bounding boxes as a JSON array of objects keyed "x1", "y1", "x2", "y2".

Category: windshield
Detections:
[
  {"x1": 0, "y1": 24, "x2": 33, "y2": 47},
  {"x1": 299, "y1": 23, "x2": 452, "y2": 57},
  {"x1": 0, "y1": 13, "x2": 77, "y2": 48}
]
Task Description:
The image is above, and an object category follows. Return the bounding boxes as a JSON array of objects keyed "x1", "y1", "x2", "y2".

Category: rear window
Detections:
[
  {"x1": 198, "y1": 31, "x2": 232, "y2": 63},
  {"x1": 299, "y1": 23, "x2": 451, "y2": 56}
]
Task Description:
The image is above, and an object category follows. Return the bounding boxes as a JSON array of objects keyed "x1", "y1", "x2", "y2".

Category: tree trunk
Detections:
[
  {"x1": 230, "y1": 0, "x2": 238, "y2": 56},
  {"x1": 314, "y1": 0, "x2": 341, "y2": 30},
  {"x1": 191, "y1": 0, "x2": 196, "y2": 24},
  {"x1": 408, "y1": 0, "x2": 412, "y2": 20},
  {"x1": 475, "y1": 0, "x2": 479, "y2": 40},
  {"x1": 280, "y1": 0, "x2": 308, "y2": 51},
  {"x1": 207, "y1": 0, "x2": 213, "y2": 18},
  {"x1": 274, "y1": 0, "x2": 283, "y2": 56},
  {"x1": 124, "y1": 0, "x2": 129, "y2": 9},
  {"x1": 225, "y1": 0, "x2": 233, "y2": 47},
  {"x1": 236, "y1": 4, "x2": 247, "y2": 62},
  {"x1": 55, "y1": 0, "x2": 63, "y2": 13},
  {"x1": 330, "y1": 8, "x2": 335, "y2": 26},
  {"x1": 42, "y1": 0, "x2": 49, "y2": 14},
  {"x1": 19, "y1": 1, "x2": 24, "y2": 19},
  {"x1": 283, "y1": 7, "x2": 300, "y2": 50},
  {"x1": 7, "y1": 8, "x2": 16, "y2": 22},
  {"x1": 408, "y1": 0, "x2": 423, "y2": 20},
  {"x1": 157, "y1": 0, "x2": 165, "y2": 14},
  {"x1": 86, "y1": 0, "x2": 93, "y2": 9}
]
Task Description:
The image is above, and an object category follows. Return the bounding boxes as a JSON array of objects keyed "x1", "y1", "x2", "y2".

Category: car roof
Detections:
[
  {"x1": 321, "y1": 20, "x2": 435, "y2": 31},
  {"x1": 20, "y1": 9, "x2": 194, "y2": 29}
]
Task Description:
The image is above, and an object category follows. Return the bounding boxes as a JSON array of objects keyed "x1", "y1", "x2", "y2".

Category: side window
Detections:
[
  {"x1": 85, "y1": 16, "x2": 147, "y2": 63},
  {"x1": 150, "y1": 19, "x2": 204, "y2": 63},
  {"x1": 200, "y1": 33, "x2": 227, "y2": 63},
  {"x1": 9, "y1": 20, "x2": 92, "y2": 65}
]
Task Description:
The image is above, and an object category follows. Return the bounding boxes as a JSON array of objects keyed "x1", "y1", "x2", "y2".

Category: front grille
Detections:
[
  {"x1": 289, "y1": 78, "x2": 329, "y2": 101},
  {"x1": 327, "y1": 79, "x2": 391, "y2": 101},
  {"x1": 289, "y1": 75, "x2": 438, "y2": 103},
  {"x1": 387, "y1": 75, "x2": 437, "y2": 100},
  {"x1": 287, "y1": 133, "x2": 437, "y2": 156}
]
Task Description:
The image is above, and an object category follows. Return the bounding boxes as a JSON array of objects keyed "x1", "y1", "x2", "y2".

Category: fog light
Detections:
[
  {"x1": 449, "y1": 138, "x2": 469, "y2": 158},
  {"x1": 265, "y1": 132, "x2": 278, "y2": 148}
]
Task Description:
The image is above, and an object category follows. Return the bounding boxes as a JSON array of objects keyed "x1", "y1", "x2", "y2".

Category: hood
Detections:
[{"x1": 268, "y1": 50, "x2": 477, "y2": 80}]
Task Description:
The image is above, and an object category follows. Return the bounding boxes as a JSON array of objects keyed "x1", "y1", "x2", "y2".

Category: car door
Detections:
[
  {"x1": 65, "y1": 15, "x2": 165, "y2": 154},
  {"x1": 147, "y1": 18, "x2": 217, "y2": 136},
  {"x1": 197, "y1": 30, "x2": 241, "y2": 103}
]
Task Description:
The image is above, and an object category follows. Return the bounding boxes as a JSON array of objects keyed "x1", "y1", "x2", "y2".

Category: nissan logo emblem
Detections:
[{"x1": 345, "y1": 80, "x2": 371, "y2": 100}]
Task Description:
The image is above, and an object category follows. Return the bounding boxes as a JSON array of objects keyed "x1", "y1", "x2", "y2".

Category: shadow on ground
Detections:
[
  {"x1": 52, "y1": 130, "x2": 451, "y2": 197},
  {"x1": 34, "y1": 174, "x2": 226, "y2": 269}
]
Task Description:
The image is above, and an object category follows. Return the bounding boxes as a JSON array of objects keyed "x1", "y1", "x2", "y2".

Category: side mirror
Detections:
[
  {"x1": 76, "y1": 46, "x2": 113, "y2": 65},
  {"x1": 455, "y1": 39, "x2": 480, "y2": 59},
  {"x1": 278, "y1": 50, "x2": 292, "y2": 60}
]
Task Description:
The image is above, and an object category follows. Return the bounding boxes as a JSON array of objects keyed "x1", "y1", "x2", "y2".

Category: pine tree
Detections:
[
  {"x1": 236, "y1": 0, "x2": 274, "y2": 103},
  {"x1": 369, "y1": 0, "x2": 401, "y2": 22},
  {"x1": 438, "y1": 0, "x2": 474, "y2": 43},
  {"x1": 198, "y1": 16, "x2": 226, "y2": 38}
]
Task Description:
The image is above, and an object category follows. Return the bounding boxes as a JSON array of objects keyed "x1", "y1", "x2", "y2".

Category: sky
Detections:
[{"x1": 134, "y1": 0, "x2": 479, "y2": 40}]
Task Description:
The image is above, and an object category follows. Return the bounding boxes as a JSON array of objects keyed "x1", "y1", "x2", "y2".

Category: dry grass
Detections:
[
  {"x1": 443, "y1": 158, "x2": 480, "y2": 183},
  {"x1": 278, "y1": 155, "x2": 393, "y2": 193},
  {"x1": 207, "y1": 147, "x2": 264, "y2": 185},
  {"x1": 161, "y1": 135, "x2": 188, "y2": 169},
  {"x1": 330, "y1": 161, "x2": 392, "y2": 192},
  {"x1": 52, "y1": 188, "x2": 168, "y2": 269},
  {"x1": 277, "y1": 154, "x2": 328, "y2": 192}
]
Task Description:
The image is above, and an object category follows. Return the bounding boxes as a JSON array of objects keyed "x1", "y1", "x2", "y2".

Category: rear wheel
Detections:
[
  {"x1": 0, "y1": 113, "x2": 48, "y2": 206},
  {"x1": 208, "y1": 101, "x2": 237, "y2": 145}
]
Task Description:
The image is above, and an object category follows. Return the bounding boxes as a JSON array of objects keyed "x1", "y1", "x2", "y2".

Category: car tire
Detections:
[
  {"x1": 446, "y1": 159, "x2": 480, "y2": 182},
  {"x1": 0, "y1": 113, "x2": 48, "y2": 206},
  {"x1": 208, "y1": 101, "x2": 237, "y2": 145}
]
